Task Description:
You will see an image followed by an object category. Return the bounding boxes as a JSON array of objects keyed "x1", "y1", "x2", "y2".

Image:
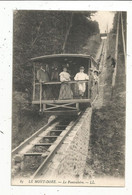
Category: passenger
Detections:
[
  {"x1": 74, "y1": 66, "x2": 89, "y2": 98},
  {"x1": 59, "y1": 67, "x2": 73, "y2": 100},
  {"x1": 93, "y1": 69, "x2": 99, "y2": 84},
  {"x1": 111, "y1": 57, "x2": 116, "y2": 68},
  {"x1": 51, "y1": 63, "x2": 59, "y2": 81},
  {"x1": 45, "y1": 64, "x2": 50, "y2": 77},
  {"x1": 89, "y1": 68, "x2": 94, "y2": 98},
  {"x1": 93, "y1": 69, "x2": 99, "y2": 94},
  {"x1": 51, "y1": 63, "x2": 60, "y2": 99},
  {"x1": 66, "y1": 63, "x2": 72, "y2": 75},
  {"x1": 37, "y1": 65, "x2": 50, "y2": 82},
  {"x1": 111, "y1": 58, "x2": 116, "y2": 74},
  {"x1": 37, "y1": 66, "x2": 50, "y2": 99}
]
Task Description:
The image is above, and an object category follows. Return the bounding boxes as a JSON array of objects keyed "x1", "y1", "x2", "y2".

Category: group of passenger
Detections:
[
  {"x1": 58, "y1": 66, "x2": 90, "y2": 99},
  {"x1": 37, "y1": 63, "x2": 99, "y2": 100}
]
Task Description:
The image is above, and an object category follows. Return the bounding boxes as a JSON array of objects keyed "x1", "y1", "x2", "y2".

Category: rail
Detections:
[
  {"x1": 12, "y1": 113, "x2": 83, "y2": 180},
  {"x1": 12, "y1": 117, "x2": 58, "y2": 156},
  {"x1": 32, "y1": 112, "x2": 83, "y2": 178}
]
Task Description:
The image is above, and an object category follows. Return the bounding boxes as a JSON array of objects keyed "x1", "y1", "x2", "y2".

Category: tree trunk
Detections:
[{"x1": 62, "y1": 13, "x2": 73, "y2": 53}]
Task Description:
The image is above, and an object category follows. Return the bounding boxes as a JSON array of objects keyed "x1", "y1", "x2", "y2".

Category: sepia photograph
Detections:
[{"x1": 11, "y1": 9, "x2": 126, "y2": 186}]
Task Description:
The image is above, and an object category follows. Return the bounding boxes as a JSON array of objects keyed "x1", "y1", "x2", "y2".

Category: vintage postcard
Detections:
[
  {"x1": 0, "y1": 1, "x2": 132, "y2": 194},
  {"x1": 11, "y1": 9, "x2": 126, "y2": 187}
]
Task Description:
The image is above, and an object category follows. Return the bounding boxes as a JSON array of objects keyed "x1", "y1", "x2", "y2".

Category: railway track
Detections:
[{"x1": 12, "y1": 112, "x2": 83, "y2": 179}]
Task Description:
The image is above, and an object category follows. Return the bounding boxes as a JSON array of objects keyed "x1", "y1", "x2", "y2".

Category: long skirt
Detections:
[{"x1": 59, "y1": 83, "x2": 73, "y2": 100}]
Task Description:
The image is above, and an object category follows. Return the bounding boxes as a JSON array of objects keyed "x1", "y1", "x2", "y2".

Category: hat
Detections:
[
  {"x1": 80, "y1": 66, "x2": 85, "y2": 70},
  {"x1": 94, "y1": 69, "x2": 99, "y2": 73}
]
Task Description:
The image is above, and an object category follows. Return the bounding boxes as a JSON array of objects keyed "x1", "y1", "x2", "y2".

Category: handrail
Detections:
[{"x1": 35, "y1": 80, "x2": 89, "y2": 85}]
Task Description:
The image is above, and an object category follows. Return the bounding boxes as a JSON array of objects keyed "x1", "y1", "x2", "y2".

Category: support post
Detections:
[
  {"x1": 43, "y1": 104, "x2": 46, "y2": 111},
  {"x1": 33, "y1": 64, "x2": 35, "y2": 101},
  {"x1": 121, "y1": 12, "x2": 126, "y2": 75},
  {"x1": 112, "y1": 12, "x2": 120, "y2": 88},
  {"x1": 39, "y1": 82, "x2": 42, "y2": 112},
  {"x1": 76, "y1": 103, "x2": 79, "y2": 111}
]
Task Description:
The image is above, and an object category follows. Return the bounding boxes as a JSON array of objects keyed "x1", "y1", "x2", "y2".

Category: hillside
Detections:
[
  {"x1": 12, "y1": 11, "x2": 100, "y2": 149},
  {"x1": 84, "y1": 12, "x2": 126, "y2": 179}
]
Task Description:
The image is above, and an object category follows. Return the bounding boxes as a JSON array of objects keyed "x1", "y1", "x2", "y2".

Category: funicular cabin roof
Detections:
[{"x1": 30, "y1": 53, "x2": 97, "y2": 65}]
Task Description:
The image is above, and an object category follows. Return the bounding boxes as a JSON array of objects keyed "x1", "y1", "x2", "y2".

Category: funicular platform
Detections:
[
  {"x1": 32, "y1": 98, "x2": 91, "y2": 114},
  {"x1": 32, "y1": 80, "x2": 97, "y2": 115},
  {"x1": 31, "y1": 54, "x2": 99, "y2": 114}
]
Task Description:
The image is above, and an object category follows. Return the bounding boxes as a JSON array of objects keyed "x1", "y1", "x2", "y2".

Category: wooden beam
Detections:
[
  {"x1": 33, "y1": 64, "x2": 35, "y2": 101},
  {"x1": 39, "y1": 82, "x2": 42, "y2": 112},
  {"x1": 76, "y1": 103, "x2": 79, "y2": 110},
  {"x1": 24, "y1": 153, "x2": 47, "y2": 157},
  {"x1": 43, "y1": 136, "x2": 58, "y2": 138},
  {"x1": 50, "y1": 130, "x2": 63, "y2": 132},
  {"x1": 35, "y1": 80, "x2": 89, "y2": 85},
  {"x1": 44, "y1": 102, "x2": 77, "y2": 111},
  {"x1": 32, "y1": 99, "x2": 91, "y2": 104},
  {"x1": 35, "y1": 143, "x2": 52, "y2": 146},
  {"x1": 43, "y1": 110, "x2": 79, "y2": 115},
  {"x1": 43, "y1": 104, "x2": 46, "y2": 111}
]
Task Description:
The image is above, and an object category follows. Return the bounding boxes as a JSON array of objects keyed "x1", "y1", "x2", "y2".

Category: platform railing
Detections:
[
  {"x1": 33, "y1": 80, "x2": 98, "y2": 104},
  {"x1": 35, "y1": 81, "x2": 89, "y2": 100},
  {"x1": 35, "y1": 80, "x2": 89, "y2": 85}
]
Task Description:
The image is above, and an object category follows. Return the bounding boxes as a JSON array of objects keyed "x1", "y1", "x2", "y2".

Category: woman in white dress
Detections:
[
  {"x1": 74, "y1": 66, "x2": 89, "y2": 98},
  {"x1": 59, "y1": 67, "x2": 73, "y2": 100}
]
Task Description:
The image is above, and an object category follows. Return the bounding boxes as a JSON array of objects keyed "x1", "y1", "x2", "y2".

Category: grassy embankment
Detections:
[{"x1": 84, "y1": 32, "x2": 125, "y2": 178}]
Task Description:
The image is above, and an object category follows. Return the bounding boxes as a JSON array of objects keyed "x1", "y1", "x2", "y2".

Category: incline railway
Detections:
[
  {"x1": 12, "y1": 38, "x2": 107, "y2": 181},
  {"x1": 12, "y1": 113, "x2": 83, "y2": 180}
]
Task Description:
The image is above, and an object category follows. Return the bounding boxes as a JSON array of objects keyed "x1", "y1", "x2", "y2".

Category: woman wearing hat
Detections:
[
  {"x1": 74, "y1": 66, "x2": 89, "y2": 98},
  {"x1": 58, "y1": 66, "x2": 73, "y2": 100}
]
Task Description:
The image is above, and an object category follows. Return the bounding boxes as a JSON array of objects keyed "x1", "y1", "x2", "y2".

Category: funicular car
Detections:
[{"x1": 31, "y1": 54, "x2": 98, "y2": 115}]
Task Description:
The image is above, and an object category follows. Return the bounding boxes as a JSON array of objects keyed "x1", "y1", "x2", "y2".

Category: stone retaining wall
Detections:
[{"x1": 43, "y1": 107, "x2": 92, "y2": 180}]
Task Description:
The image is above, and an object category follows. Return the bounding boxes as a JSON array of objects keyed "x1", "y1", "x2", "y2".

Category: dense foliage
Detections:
[
  {"x1": 12, "y1": 11, "x2": 100, "y2": 148},
  {"x1": 13, "y1": 11, "x2": 99, "y2": 93},
  {"x1": 65, "y1": 13, "x2": 99, "y2": 53}
]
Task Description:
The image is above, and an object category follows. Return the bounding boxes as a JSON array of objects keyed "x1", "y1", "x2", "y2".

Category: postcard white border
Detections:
[{"x1": 0, "y1": 1, "x2": 132, "y2": 195}]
